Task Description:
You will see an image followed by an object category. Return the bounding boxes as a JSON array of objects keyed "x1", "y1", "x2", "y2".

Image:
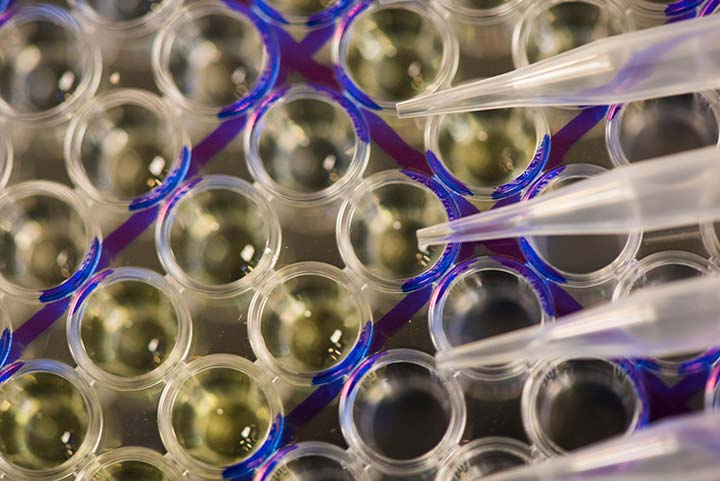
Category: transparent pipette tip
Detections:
[
  {"x1": 520, "y1": 164, "x2": 640, "y2": 287},
  {"x1": 67, "y1": 267, "x2": 193, "y2": 391},
  {"x1": 156, "y1": 175, "x2": 282, "y2": 299},
  {"x1": 65, "y1": 88, "x2": 190, "y2": 210},
  {"x1": 0, "y1": 181, "x2": 102, "y2": 302},
  {"x1": 248, "y1": 261, "x2": 373, "y2": 386},
  {"x1": 511, "y1": 0, "x2": 630, "y2": 68},
  {"x1": 76, "y1": 446, "x2": 185, "y2": 481},
  {"x1": 429, "y1": 256, "x2": 554, "y2": 390},
  {"x1": 70, "y1": 0, "x2": 183, "y2": 37},
  {"x1": 340, "y1": 349, "x2": 466, "y2": 476},
  {"x1": 613, "y1": 250, "x2": 720, "y2": 376},
  {"x1": 245, "y1": 84, "x2": 370, "y2": 207},
  {"x1": 434, "y1": 437, "x2": 535, "y2": 481},
  {"x1": 253, "y1": 442, "x2": 372, "y2": 481},
  {"x1": 605, "y1": 91, "x2": 720, "y2": 168},
  {"x1": 332, "y1": 0, "x2": 458, "y2": 111},
  {"x1": 0, "y1": 359, "x2": 103, "y2": 481},
  {"x1": 521, "y1": 358, "x2": 648, "y2": 457},
  {"x1": 395, "y1": 0, "x2": 630, "y2": 118},
  {"x1": 0, "y1": 4, "x2": 102, "y2": 125},
  {"x1": 158, "y1": 354, "x2": 284, "y2": 480},
  {"x1": 152, "y1": 0, "x2": 279, "y2": 119}
]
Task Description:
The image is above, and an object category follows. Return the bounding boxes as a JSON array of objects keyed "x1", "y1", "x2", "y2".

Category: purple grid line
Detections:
[{"x1": 6, "y1": 0, "x2": 651, "y2": 460}]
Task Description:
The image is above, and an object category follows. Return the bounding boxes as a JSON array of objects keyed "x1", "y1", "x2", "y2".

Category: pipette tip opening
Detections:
[{"x1": 417, "y1": 223, "x2": 452, "y2": 250}]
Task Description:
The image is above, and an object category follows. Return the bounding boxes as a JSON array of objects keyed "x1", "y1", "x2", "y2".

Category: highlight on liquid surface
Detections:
[
  {"x1": 0, "y1": 194, "x2": 88, "y2": 290},
  {"x1": 90, "y1": 460, "x2": 168, "y2": 481},
  {"x1": 353, "y1": 362, "x2": 453, "y2": 461},
  {"x1": 78, "y1": 102, "x2": 179, "y2": 200},
  {"x1": 524, "y1": 1, "x2": 626, "y2": 64},
  {"x1": 348, "y1": 181, "x2": 448, "y2": 281},
  {"x1": 271, "y1": 455, "x2": 357, "y2": 481},
  {"x1": 534, "y1": 360, "x2": 638, "y2": 452},
  {"x1": 264, "y1": 0, "x2": 340, "y2": 16},
  {"x1": 617, "y1": 94, "x2": 719, "y2": 163},
  {"x1": 345, "y1": 7, "x2": 444, "y2": 103},
  {"x1": 438, "y1": 109, "x2": 537, "y2": 188},
  {"x1": 85, "y1": 0, "x2": 167, "y2": 21},
  {"x1": 530, "y1": 176, "x2": 629, "y2": 276},
  {"x1": 0, "y1": 15, "x2": 84, "y2": 114},
  {"x1": 169, "y1": 189, "x2": 270, "y2": 286},
  {"x1": 167, "y1": 10, "x2": 265, "y2": 108},
  {"x1": 0, "y1": 372, "x2": 90, "y2": 470},
  {"x1": 259, "y1": 273, "x2": 364, "y2": 373},
  {"x1": 171, "y1": 367, "x2": 272, "y2": 466},
  {"x1": 257, "y1": 98, "x2": 357, "y2": 194},
  {"x1": 79, "y1": 280, "x2": 180, "y2": 378},
  {"x1": 441, "y1": 269, "x2": 543, "y2": 349}
]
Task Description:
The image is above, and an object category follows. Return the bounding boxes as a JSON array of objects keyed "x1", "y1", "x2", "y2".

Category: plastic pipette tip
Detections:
[{"x1": 416, "y1": 223, "x2": 452, "y2": 250}]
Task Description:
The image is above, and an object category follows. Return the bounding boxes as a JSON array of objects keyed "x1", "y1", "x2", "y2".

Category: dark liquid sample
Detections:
[
  {"x1": 370, "y1": 388, "x2": 451, "y2": 460},
  {"x1": 532, "y1": 234, "x2": 628, "y2": 275},
  {"x1": 353, "y1": 363, "x2": 453, "y2": 462},
  {"x1": 443, "y1": 270, "x2": 543, "y2": 348},
  {"x1": 619, "y1": 95, "x2": 718, "y2": 163},
  {"x1": 546, "y1": 381, "x2": 630, "y2": 451},
  {"x1": 629, "y1": 262, "x2": 705, "y2": 364}
]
